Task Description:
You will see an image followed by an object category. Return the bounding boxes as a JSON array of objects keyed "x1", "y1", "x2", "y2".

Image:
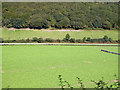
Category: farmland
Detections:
[
  {"x1": 2, "y1": 45, "x2": 118, "y2": 88},
  {"x1": 1, "y1": 2, "x2": 119, "y2": 89},
  {"x1": 2, "y1": 29, "x2": 118, "y2": 40}
]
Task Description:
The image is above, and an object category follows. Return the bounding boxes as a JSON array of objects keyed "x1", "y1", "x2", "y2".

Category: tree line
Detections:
[
  {"x1": 2, "y1": 2, "x2": 119, "y2": 30},
  {"x1": 0, "y1": 34, "x2": 119, "y2": 43}
]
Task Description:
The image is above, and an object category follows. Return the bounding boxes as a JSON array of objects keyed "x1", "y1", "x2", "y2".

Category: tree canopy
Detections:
[{"x1": 2, "y1": 2, "x2": 119, "y2": 30}]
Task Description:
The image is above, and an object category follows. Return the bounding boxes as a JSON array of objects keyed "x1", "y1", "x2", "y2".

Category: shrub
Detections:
[
  {"x1": 26, "y1": 38, "x2": 30, "y2": 42},
  {"x1": 32, "y1": 37, "x2": 38, "y2": 42},
  {"x1": 102, "y1": 21, "x2": 111, "y2": 30},
  {"x1": 64, "y1": 34, "x2": 70, "y2": 42},
  {"x1": 86, "y1": 37, "x2": 91, "y2": 42},
  {"x1": 108, "y1": 38, "x2": 112, "y2": 42},
  {"x1": 98, "y1": 39, "x2": 104, "y2": 43},
  {"x1": 82, "y1": 37, "x2": 86, "y2": 43},
  {"x1": 12, "y1": 40, "x2": 16, "y2": 42},
  {"x1": 3, "y1": 40, "x2": 11, "y2": 43},
  {"x1": 62, "y1": 38, "x2": 68, "y2": 42},
  {"x1": 58, "y1": 74, "x2": 120, "y2": 89},
  {"x1": 90, "y1": 39, "x2": 94, "y2": 43},
  {"x1": 76, "y1": 39, "x2": 81, "y2": 43},
  {"x1": 116, "y1": 40, "x2": 120, "y2": 43},
  {"x1": 17, "y1": 39, "x2": 27, "y2": 43},
  {"x1": 37, "y1": 38, "x2": 44, "y2": 43},
  {"x1": 103, "y1": 35, "x2": 109, "y2": 42},
  {"x1": 56, "y1": 39, "x2": 62, "y2": 43},
  {"x1": 45, "y1": 38, "x2": 54, "y2": 42},
  {"x1": 70, "y1": 38, "x2": 76, "y2": 43}
]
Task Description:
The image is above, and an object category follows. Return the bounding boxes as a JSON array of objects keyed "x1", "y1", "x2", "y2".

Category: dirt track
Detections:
[{"x1": 3, "y1": 28, "x2": 114, "y2": 32}]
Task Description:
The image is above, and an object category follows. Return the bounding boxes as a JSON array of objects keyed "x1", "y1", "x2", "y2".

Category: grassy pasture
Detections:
[
  {"x1": 2, "y1": 29, "x2": 118, "y2": 40},
  {"x1": 2, "y1": 45, "x2": 118, "y2": 88}
]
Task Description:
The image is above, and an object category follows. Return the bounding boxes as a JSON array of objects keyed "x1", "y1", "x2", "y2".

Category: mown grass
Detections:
[
  {"x1": 2, "y1": 29, "x2": 118, "y2": 40},
  {"x1": 2, "y1": 45, "x2": 118, "y2": 88}
]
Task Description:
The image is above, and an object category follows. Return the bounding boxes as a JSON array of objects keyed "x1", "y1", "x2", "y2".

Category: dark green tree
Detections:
[
  {"x1": 65, "y1": 34, "x2": 70, "y2": 42},
  {"x1": 103, "y1": 35, "x2": 109, "y2": 42},
  {"x1": 82, "y1": 37, "x2": 86, "y2": 43}
]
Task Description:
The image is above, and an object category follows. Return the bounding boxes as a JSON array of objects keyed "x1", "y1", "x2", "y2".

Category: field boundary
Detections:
[
  {"x1": 0, "y1": 43, "x2": 119, "y2": 46},
  {"x1": 2, "y1": 28, "x2": 119, "y2": 31}
]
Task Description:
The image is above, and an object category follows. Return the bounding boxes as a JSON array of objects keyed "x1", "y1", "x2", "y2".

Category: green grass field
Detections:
[
  {"x1": 2, "y1": 29, "x2": 118, "y2": 40},
  {"x1": 2, "y1": 45, "x2": 118, "y2": 88}
]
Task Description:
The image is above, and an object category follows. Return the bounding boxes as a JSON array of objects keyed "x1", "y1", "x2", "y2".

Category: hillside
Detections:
[{"x1": 2, "y1": 2, "x2": 119, "y2": 30}]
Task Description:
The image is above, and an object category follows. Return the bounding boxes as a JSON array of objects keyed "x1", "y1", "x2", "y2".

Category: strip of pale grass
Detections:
[{"x1": 2, "y1": 29, "x2": 118, "y2": 40}]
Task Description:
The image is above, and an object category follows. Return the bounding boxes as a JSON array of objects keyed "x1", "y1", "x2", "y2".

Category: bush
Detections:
[
  {"x1": 17, "y1": 39, "x2": 27, "y2": 43},
  {"x1": 3, "y1": 40, "x2": 12, "y2": 43},
  {"x1": 86, "y1": 37, "x2": 91, "y2": 42},
  {"x1": 62, "y1": 38, "x2": 69, "y2": 42},
  {"x1": 90, "y1": 38, "x2": 105, "y2": 43},
  {"x1": 108, "y1": 38, "x2": 112, "y2": 42},
  {"x1": 56, "y1": 39, "x2": 62, "y2": 43},
  {"x1": 58, "y1": 74, "x2": 120, "y2": 89},
  {"x1": 103, "y1": 35, "x2": 109, "y2": 42},
  {"x1": 37, "y1": 38, "x2": 44, "y2": 43},
  {"x1": 64, "y1": 34, "x2": 70, "y2": 42},
  {"x1": 76, "y1": 39, "x2": 81, "y2": 43},
  {"x1": 26, "y1": 38, "x2": 30, "y2": 42},
  {"x1": 70, "y1": 38, "x2": 76, "y2": 43},
  {"x1": 82, "y1": 37, "x2": 86, "y2": 43},
  {"x1": 32, "y1": 37, "x2": 38, "y2": 42},
  {"x1": 116, "y1": 40, "x2": 120, "y2": 43},
  {"x1": 12, "y1": 40, "x2": 16, "y2": 42},
  {"x1": 45, "y1": 38, "x2": 54, "y2": 42}
]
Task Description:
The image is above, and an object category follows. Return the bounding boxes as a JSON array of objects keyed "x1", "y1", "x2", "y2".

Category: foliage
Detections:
[
  {"x1": 58, "y1": 75, "x2": 73, "y2": 89},
  {"x1": 76, "y1": 77, "x2": 84, "y2": 88},
  {"x1": 2, "y1": 2, "x2": 119, "y2": 30},
  {"x1": 102, "y1": 21, "x2": 111, "y2": 30},
  {"x1": 108, "y1": 38, "x2": 112, "y2": 42},
  {"x1": 70, "y1": 38, "x2": 76, "y2": 43},
  {"x1": 76, "y1": 39, "x2": 81, "y2": 43},
  {"x1": 86, "y1": 37, "x2": 91, "y2": 42},
  {"x1": 103, "y1": 35, "x2": 109, "y2": 42},
  {"x1": 29, "y1": 14, "x2": 49, "y2": 29},
  {"x1": 1, "y1": 34, "x2": 118, "y2": 43},
  {"x1": 82, "y1": 37, "x2": 86, "y2": 43},
  {"x1": 37, "y1": 38, "x2": 44, "y2": 43},
  {"x1": 63, "y1": 34, "x2": 70, "y2": 42},
  {"x1": 32, "y1": 37, "x2": 38, "y2": 42},
  {"x1": 58, "y1": 75, "x2": 120, "y2": 89},
  {"x1": 65, "y1": 34, "x2": 70, "y2": 41},
  {"x1": 26, "y1": 38, "x2": 30, "y2": 42},
  {"x1": 45, "y1": 38, "x2": 54, "y2": 42},
  {"x1": 91, "y1": 74, "x2": 120, "y2": 89},
  {"x1": 56, "y1": 39, "x2": 62, "y2": 43}
]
